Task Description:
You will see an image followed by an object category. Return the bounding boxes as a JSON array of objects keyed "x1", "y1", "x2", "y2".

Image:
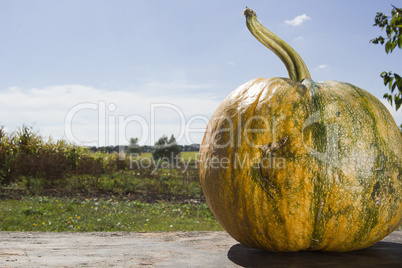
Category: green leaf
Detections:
[
  {"x1": 395, "y1": 95, "x2": 402, "y2": 111},
  {"x1": 370, "y1": 36, "x2": 385, "y2": 45},
  {"x1": 391, "y1": 40, "x2": 398, "y2": 52},
  {"x1": 381, "y1": 71, "x2": 392, "y2": 86},
  {"x1": 386, "y1": 25, "x2": 393, "y2": 37},
  {"x1": 391, "y1": 81, "x2": 397, "y2": 93},
  {"x1": 374, "y1": 12, "x2": 389, "y2": 28},
  {"x1": 384, "y1": 93, "x2": 393, "y2": 106},
  {"x1": 385, "y1": 42, "x2": 391, "y2": 53},
  {"x1": 395, "y1": 74, "x2": 402, "y2": 93},
  {"x1": 390, "y1": 16, "x2": 402, "y2": 27}
]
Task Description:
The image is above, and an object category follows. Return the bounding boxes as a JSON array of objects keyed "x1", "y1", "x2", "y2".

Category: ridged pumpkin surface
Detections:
[{"x1": 199, "y1": 77, "x2": 402, "y2": 252}]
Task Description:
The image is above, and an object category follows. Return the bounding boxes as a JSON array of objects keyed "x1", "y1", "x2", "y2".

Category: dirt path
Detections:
[{"x1": 1, "y1": 231, "x2": 402, "y2": 267}]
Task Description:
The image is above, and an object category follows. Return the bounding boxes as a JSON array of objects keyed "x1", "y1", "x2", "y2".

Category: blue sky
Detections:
[{"x1": 0, "y1": 0, "x2": 400, "y2": 146}]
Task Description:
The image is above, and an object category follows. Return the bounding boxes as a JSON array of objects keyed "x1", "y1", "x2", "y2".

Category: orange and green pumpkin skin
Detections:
[{"x1": 199, "y1": 77, "x2": 402, "y2": 252}]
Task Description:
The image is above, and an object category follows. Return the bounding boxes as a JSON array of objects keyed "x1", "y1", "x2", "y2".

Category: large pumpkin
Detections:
[{"x1": 199, "y1": 7, "x2": 402, "y2": 252}]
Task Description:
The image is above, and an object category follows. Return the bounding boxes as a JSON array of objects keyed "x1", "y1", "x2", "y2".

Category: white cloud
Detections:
[
  {"x1": 285, "y1": 14, "x2": 311, "y2": 26},
  {"x1": 0, "y1": 83, "x2": 221, "y2": 147},
  {"x1": 294, "y1": 36, "x2": 304, "y2": 42},
  {"x1": 316, "y1": 64, "x2": 328, "y2": 70}
]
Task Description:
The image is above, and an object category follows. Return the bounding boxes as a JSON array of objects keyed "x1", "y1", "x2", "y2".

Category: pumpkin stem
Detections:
[{"x1": 244, "y1": 7, "x2": 311, "y2": 82}]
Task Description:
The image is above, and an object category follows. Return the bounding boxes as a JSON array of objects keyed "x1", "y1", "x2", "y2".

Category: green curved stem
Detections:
[{"x1": 244, "y1": 7, "x2": 311, "y2": 82}]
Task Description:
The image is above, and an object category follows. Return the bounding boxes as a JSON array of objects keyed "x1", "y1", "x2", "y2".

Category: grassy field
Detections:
[
  {"x1": 141, "y1": 151, "x2": 198, "y2": 162},
  {"x1": 0, "y1": 196, "x2": 222, "y2": 232},
  {"x1": 0, "y1": 158, "x2": 211, "y2": 232},
  {"x1": 0, "y1": 127, "x2": 220, "y2": 232}
]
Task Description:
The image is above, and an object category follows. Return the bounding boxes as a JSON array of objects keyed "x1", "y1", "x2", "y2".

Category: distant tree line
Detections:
[{"x1": 88, "y1": 135, "x2": 200, "y2": 155}]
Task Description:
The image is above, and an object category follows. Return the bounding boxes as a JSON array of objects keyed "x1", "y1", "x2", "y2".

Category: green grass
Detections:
[
  {"x1": 0, "y1": 196, "x2": 223, "y2": 232},
  {"x1": 140, "y1": 151, "x2": 198, "y2": 162},
  {"x1": 180, "y1": 151, "x2": 199, "y2": 161},
  {"x1": 70, "y1": 171, "x2": 203, "y2": 199}
]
